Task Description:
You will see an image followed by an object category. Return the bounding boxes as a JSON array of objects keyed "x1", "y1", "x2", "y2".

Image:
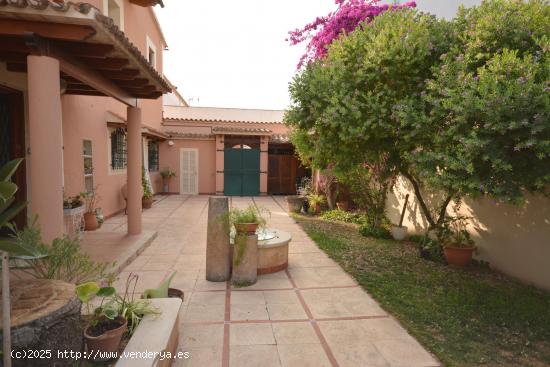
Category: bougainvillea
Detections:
[{"x1": 288, "y1": 0, "x2": 416, "y2": 68}]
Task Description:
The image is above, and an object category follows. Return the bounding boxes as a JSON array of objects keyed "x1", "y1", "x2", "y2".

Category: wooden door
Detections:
[{"x1": 180, "y1": 148, "x2": 198, "y2": 195}]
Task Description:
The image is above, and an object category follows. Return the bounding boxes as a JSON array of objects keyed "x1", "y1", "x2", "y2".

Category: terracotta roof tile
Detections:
[
  {"x1": 0, "y1": 0, "x2": 171, "y2": 94},
  {"x1": 163, "y1": 106, "x2": 284, "y2": 124}
]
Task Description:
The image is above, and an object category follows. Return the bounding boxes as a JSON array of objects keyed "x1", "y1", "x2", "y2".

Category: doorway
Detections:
[{"x1": 180, "y1": 148, "x2": 198, "y2": 195}]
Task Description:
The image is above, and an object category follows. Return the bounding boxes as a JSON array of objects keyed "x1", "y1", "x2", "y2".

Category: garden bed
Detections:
[{"x1": 292, "y1": 214, "x2": 550, "y2": 366}]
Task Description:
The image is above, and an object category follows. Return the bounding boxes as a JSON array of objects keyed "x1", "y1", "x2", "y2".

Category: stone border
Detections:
[{"x1": 115, "y1": 298, "x2": 183, "y2": 367}]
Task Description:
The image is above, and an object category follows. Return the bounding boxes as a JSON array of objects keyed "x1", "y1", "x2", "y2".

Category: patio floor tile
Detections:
[
  {"x1": 111, "y1": 195, "x2": 439, "y2": 367},
  {"x1": 230, "y1": 345, "x2": 281, "y2": 367}
]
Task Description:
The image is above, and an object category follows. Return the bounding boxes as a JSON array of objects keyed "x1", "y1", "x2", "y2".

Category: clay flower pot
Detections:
[
  {"x1": 443, "y1": 246, "x2": 475, "y2": 267},
  {"x1": 84, "y1": 212, "x2": 98, "y2": 231},
  {"x1": 142, "y1": 196, "x2": 153, "y2": 209},
  {"x1": 391, "y1": 225, "x2": 408, "y2": 241},
  {"x1": 311, "y1": 203, "x2": 321, "y2": 214},
  {"x1": 235, "y1": 223, "x2": 259, "y2": 235},
  {"x1": 168, "y1": 288, "x2": 185, "y2": 300},
  {"x1": 286, "y1": 195, "x2": 304, "y2": 213},
  {"x1": 336, "y1": 201, "x2": 349, "y2": 211},
  {"x1": 84, "y1": 316, "x2": 127, "y2": 357}
]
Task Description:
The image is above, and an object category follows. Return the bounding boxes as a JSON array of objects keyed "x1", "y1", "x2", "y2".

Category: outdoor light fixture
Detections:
[{"x1": 168, "y1": 140, "x2": 174, "y2": 146}]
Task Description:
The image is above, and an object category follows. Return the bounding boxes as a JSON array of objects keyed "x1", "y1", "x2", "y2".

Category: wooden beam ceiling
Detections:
[
  {"x1": 0, "y1": 20, "x2": 96, "y2": 41},
  {"x1": 0, "y1": 29, "x2": 165, "y2": 101}
]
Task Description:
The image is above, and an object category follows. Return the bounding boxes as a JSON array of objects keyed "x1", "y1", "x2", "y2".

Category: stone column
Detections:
[
  {"x1": 260, "y1": 136, "x2": 268, "y2": 196},
  {"x1": 206, "y1": 197, "x2": 231, "y2": 281},
  {"x1": 127, "y1": 106, "x2": 142, "y2": 235},
  {"x1": 232, "y1": 234, "x2": 258, "y2": 286},
  {"x1": 215, "y1": 135, "x2": 224, "y2": 195},
  {"x1": 27, "y1": 55, "x2": 64, "y2": 243}
]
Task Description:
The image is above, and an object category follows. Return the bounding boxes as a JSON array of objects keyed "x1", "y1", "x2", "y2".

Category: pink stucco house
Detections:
[{"x1": 0, "y1": 0, "x2": 303, "y2": 244}]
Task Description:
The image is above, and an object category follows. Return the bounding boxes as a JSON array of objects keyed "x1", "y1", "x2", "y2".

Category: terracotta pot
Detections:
[
  {"x1": 391, "y1": 225, "x2": 408, "y2": 241},
  {"x1": 336, "y1": 201, "x2": 349, "y2": 211},
  {"x1": 235, "y1": 223, "x2": 259, "y2": 235},
  {"x1": 168, "y1": 288, "x2": 185, "y2": 300},
  {"x1": 142, "y1": 196, "x2": 153, "y2": 209},
  {"x1": 84, "y1": 316, "x2": 127, "y2": 357},
  {"x1": 443, "y1": 246, "x2": 475, "y2": 267},
  {"x1": 312, "y1": 203, "x2": 321, "y2": 214},
  {"x1": 286, "y1": 195, "x2": 304, "y2": 213},
  {"x1": 84, "y1": 212, "x2": 98, "y2": 231}
]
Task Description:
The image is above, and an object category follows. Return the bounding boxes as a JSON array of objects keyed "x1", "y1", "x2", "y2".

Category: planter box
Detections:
[
  {"x1": 116, "y1": 298, "x2": 183, "y2": 367},
  {"x1": 63, "y1": 205, "x2": 85, "y2": 239}
]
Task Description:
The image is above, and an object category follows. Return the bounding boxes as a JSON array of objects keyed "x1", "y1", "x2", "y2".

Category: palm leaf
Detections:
[
  {"x1": 0, "y1": 158, "x2": 23, "y2": 182},
  {"x1": 0, "y1": 181, "x2": 17, "y2": 202},
  {"x1": 0, "y1": 201, "x2": 26, "y2": 229},
  {"x1": 0, "y1": 238, "x2": 37, "y2": 257}
]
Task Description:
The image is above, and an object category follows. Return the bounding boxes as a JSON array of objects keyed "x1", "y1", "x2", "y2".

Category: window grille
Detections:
[
  {"x1": 148, "y1": 140, "x2": 159, "y2": 172},
  {"x1": 110, "y1": 128, "x2": 127, "y2": 170}
]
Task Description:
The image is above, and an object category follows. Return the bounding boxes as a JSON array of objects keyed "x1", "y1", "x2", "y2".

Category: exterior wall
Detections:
[
  {"x1": 159, "y1": 139, "x2": 216, "y2": 195},
  {"x1": 60, "y1": 2, "x2": 166, "y2": 218},
  {"x1": 387, "y1": 177, "x2": 550, "y2": 291},
  {"x1": 62, "y1": 95, "x2": 128, "y2": 217}
]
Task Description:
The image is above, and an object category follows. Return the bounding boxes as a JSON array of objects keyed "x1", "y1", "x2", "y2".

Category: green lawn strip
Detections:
[{"x1": 293, "y1": 214, "x2": 550, "y2": 367}]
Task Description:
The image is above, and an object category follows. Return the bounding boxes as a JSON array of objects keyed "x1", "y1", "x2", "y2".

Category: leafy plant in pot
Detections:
[
  {"x1": 307, "y1": 193, "x2": 325, "y2": 214},
  {"x1": 143, "y1": 271, "x2": 184, "y2": 300},
  {"x1": 160, "y1": 168, "x2": 176, "y2": 193},
  {"x1": 81, "y1": 188, "x2": 100, "y2": 231},
  {"x1": 77, "y1": 273, "x2": 159, "y2": 358},
  {"x1": 142, "y1": 168, "x2": 154, "y2": 209},
  {"x1": 226, "y1": 205, "x2": 269, "y2": 266},
  {"x1": 76, "y1": 282, "x2": 126, "y2": 356},
  {"x1": 437, "y1": 215, "x2": 476, "y2": 267}
]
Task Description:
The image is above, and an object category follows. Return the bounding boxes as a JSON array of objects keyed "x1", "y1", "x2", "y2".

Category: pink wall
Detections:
[
  {"x1": 61, "y1": 3, "x2": 166, "y2": 217},
  {"x1": 62, "y1": 95, "x2": 127, "y2": 217},
  {"x1": 159, "y1": 139, "x2": 216, "y2": 194}
]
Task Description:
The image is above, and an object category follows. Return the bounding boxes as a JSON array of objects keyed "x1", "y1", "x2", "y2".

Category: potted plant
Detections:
[
  {"x1": 160, "y1": 168, "x2": 176, "y2": 193},
  {"x1": 391, "y1": 194, "x2": 409, "y2": 241},
  {"x1": 143, "y1": 272, "x2": 184, "y2": 300},
  {"x1": 336, "y1": 201, "x2": 349, "y2": 211},
  {"x1": 76, "y1": 282, "x2": 127, "y2": 356},
  {"x1": 63, "y1": 193, "x2": 85, "y2": 238},
  {"x1": 77, "y1": 274, "x2": 159, "y2": 358},
  {"x1": 285, "y1": 195, "x2": 304, "y2": 213},
  {"x1": 229, "y1": 205, "x2": 268, "y2": 236},
  {"x1": 81, "y1": 189, "x2": 100, "y2": 231},
  {"x1": 438, "y1": 215, "x2": 476, "y2": 267},
  {"x1": 297, "y1": 177, "x2": 312, "y2": 213},
  {"x1": 142, "y1": 168, "x2": 154, "y2": 209},
  {"x1": 307, "y1": 193, "x2": 325, "y2": 214}
]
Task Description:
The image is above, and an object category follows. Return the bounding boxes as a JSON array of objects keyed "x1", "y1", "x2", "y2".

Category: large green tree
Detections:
[
  {"x1": 401, "y1": 0, "x2": 550, "y2": 205},
  {"x1": 286, "y1": 8, "x2": 456, "y2": 228}
]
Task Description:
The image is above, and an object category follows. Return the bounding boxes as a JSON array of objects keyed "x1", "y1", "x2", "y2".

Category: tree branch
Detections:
[{"x1": 400, "y1": 170, "x2": 436, "y2": 229}]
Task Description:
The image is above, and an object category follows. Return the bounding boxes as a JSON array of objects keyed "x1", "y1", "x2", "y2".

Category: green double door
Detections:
[{"x1": 224, "y1": 148, "x2": 260, "y2": 196}]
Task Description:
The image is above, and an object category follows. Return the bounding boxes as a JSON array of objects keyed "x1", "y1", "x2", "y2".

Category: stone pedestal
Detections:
[
  {"x1": 232, "y1": 234, "x2": 258, "y2": 286},
  {"x1": 206, "y1": 197, "x2": 231, "y2": 282},
  {"x1": 0, "y1": 279, "x2": 82, "y2": 367}
]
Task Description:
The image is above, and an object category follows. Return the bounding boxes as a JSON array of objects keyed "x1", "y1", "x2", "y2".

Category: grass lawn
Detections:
[{"x1": 292, "y1": 214, "x2": 550, "y2": 367}]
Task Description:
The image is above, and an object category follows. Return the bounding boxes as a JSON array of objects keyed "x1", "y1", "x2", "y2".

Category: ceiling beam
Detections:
[
  {"x1": 0, "y1": 20, "x2": 96, "y2": 41},
  {"x1": 101, "y1": 69, "x2": 140, "y2": 80},
  {"x1": 54, "y1": 41, "x2": 114, "y2": 58},
  {"x1": 25, "y1": 34, "x2": 136, "y2": 107},
  {"x1": 80, "y1": 57, "x2": 129, "y2": 70}
]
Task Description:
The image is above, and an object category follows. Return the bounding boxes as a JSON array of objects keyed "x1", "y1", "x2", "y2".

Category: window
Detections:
[
  {"x1": 104, "y1": 0, "x2": 123, "y2": 29},
  {"x1": 83, "y1": 140, "x2": 94, "y2": 192},
  {"x1": 148, "y1": 140, "x2": 159, "y2": 172},
  {"x1": 110, "y1": 128, "x2": 127, "y2": 170},
  {"x1": 146, "y1": 35, "x2": 157, "y2": 69}
]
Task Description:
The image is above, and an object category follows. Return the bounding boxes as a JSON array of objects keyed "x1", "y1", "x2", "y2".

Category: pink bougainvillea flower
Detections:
[{"x1": 289, "y1": 0, "x2": 416, "y2": 68}]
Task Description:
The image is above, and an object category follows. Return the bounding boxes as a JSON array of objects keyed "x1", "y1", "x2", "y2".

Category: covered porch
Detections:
[{"x1": 0, "y1": 2, "x2": 170, "y2": 242}]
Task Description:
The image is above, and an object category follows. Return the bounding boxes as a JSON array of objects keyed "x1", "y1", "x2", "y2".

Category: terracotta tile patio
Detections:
[{"x1": 109, "y1": 195, "x2": 440, "y2": 367}]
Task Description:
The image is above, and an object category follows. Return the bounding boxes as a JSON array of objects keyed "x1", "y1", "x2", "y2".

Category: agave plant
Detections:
[{"x1": 0, "y1": 159, "x2": 44, "y2": 367}]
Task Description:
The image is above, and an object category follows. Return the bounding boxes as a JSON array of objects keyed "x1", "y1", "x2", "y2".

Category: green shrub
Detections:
[
  {"x1": 320, "y1": 210, "x2": 366, "y2": 225},
  {"x1": 359, "y1": 223, "x2": 391, "y2": 239},
  {"x1": 14, "y1": 222, "x2": 112, "y2": 284}
]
